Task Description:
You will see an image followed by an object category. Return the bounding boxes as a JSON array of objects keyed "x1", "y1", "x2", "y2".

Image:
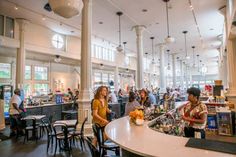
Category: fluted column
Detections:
[
  {"x1": 16, "y1": 19, "x2": 28, "y2": 89},
  {"x1": 158, "y1": 43, "x2": 166, "y2": 93},
  {"x1": 133, "y1": 25, "x2": 145, "y2": 89},
  {"x1": 78, "y1": 0, "x2": 93, "y2": 134},
  {"x1": 226, "y1": 38, "x2": 236, "y2": 106},
  {"x1": 172, "y1": 53, "x2": 176, "y2": 88}
]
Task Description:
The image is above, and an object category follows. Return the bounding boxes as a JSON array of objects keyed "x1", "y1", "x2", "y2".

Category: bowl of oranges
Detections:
[{"x1": 129, "y1": 109, "x2": 144, "y2": 125}]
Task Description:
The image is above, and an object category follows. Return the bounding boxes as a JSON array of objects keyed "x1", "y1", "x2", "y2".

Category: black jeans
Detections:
[{"x1": 184, "y1": 127, "x2": 205, "y2": 139}]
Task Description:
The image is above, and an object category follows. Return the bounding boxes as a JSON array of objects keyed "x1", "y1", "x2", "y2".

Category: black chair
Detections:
[
  {"x1": 70, "y1": 117, "x2": 88, "y2": 150},
  {"x1": 23, "y1": 117, "x2": 39, "y2": 143},
  {"x1": 42, "y1": 117, "x2": 57, "y2": 153},
  {"x1": 85, "y1": 137, "x2": 119, "y2": 157},
  {"x1": 93, "y1": 124, "x2": 120, "y2": 157},
  {"x1": 53, "y1": 123, "x2": 73, "y2": 155}
]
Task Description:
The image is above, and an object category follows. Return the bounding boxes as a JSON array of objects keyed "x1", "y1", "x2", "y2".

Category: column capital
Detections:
[
  {"x1": 132, "y1": 25, "x2": 146, "y2": 36},
  {"x1": 16, "y1": 18, "x2": 29, "y2": 31}
]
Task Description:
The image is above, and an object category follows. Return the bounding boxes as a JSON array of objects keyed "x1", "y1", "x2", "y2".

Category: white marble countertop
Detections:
[{"x1": 105, "y1": 116, "x2": 235, "y2": 157}]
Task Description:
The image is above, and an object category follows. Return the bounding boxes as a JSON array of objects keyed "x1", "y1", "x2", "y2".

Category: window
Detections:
[
  {"x1": 5, "y1": 17, "x2": 14, "y2": 38},
  {"x1": 0, "y1": 15, "x2": 3, "y2": 35},
  {"x1": 102, "y1": 73, "x2": 109, "y2": 84},
  {"x1": 125, "y1": 56, "x2": 130, "y2": 66},
  {"x1": 52, "y1": 34, "x2": 64, "y2": 49},
  {"x1": 94, "y1": 72, "x2": 102, "y2": 82},
  {"x1": 0, "y1": 63, "x2": 11, "y2": 79},
  {"x1": 25, "y1": 65, "x2": 31, "y2": 80},
  {"x1": 23, "y1": 84, "x2": 31, "y2": 98},
  {"x1": 34, "y1": 66, "x2": 48, "y2": 80},
  {"x1": 34, "y1": 84, "x2": 49, "y2": 95}
]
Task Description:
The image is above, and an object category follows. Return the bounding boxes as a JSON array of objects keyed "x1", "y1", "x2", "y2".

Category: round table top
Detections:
[{"x1": 105, "y1": 116, "x2": 235, "y2": 157}]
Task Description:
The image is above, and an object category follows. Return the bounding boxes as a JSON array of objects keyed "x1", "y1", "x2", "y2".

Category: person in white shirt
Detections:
[
  {"x1": 108, "y1": 91, "x2": 118, "y2": 103},
  {"x1": 9, "y1": 88, "x2": 23, "y2": 136}
]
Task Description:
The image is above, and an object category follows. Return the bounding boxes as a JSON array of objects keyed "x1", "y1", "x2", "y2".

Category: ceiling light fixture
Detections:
[
  {"x1": 145, "y1": 52, "x2": 148, "y2": 70},
  {"x1": 14, "y1": 4, "x2": 18, "y2": 10},
  {"x1": 167, "y1": 49, "x2": 171, "y2": 70},
  {"x1": 48, "y1": 0, "x2": 84, "y2": 18},
  {"x1": 183, "y1": 31, "x2": 190, "y2": 60},
  {"x1": 163, "y1": 0, "x2": 175, "y2": 43},
  {"x1": 150, "y1": 37, "x2": 155, "y2": 64},
  {"x1": 54, "y1": 55, "x2": 61, "y2": 63},
  {"x1": 192, "y1": 46, "x2": 196, "y2": 67},
  {"x1": 116, "y1": 11, "x2": 123, "y2": 52}
]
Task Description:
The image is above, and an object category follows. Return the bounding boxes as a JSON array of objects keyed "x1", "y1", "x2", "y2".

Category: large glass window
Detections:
[
  {"x1": 94, "y1": 72, "x2": 102, "y2": 82},
  {"x1": 34, "y1": 84, "x2": 49, "y2": 95},
  {"x1": 5, "y1": 17, "x2": 14, "y2": 38},
  {"x1": 102, "y1": 73, "x2": 109, "y2": 84},
  {"x1": 0, "y1": 63, "x2": 11, "y2": 79},
  {"x1": 34, "y1": 66, "x2": 48, "y2": 80},
  {"x1": 0, "y1": 15, "x2": 4, "y2": 36},
  {"x1": 25, "y1": 65, "x2": 31, "y2": 80}
]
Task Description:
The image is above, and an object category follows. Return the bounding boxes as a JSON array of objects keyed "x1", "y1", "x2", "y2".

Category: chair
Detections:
[
  {"x1": 85, "y1": 137, "x2": 119, "y2": 157},
  {"x1": 42, "y1": 117, "x2": 57, "y2": 153},
  {"x1": 70, "y1": 117, "x2": 88, "y2": 151},
  {"x1": 53, "y1": 123, "x2": 73, "y2": 155},
  {"x1": 93, "y1": 124, "x2": 120, "y2": 157},
  {"x1": 23, "y1": 117, "x2": 39, "y2": 143}
]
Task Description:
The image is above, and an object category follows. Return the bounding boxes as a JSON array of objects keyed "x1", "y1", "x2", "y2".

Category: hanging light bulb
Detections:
[
  {"x1": 167, "y1": 49, "x2": 171, "y2": 70},
  {"x1": 54, "y1": 55, "x2": 61, "y2": 63},
  {"x1": 150, "y1": 37, "x2": 155, "y2": 64},
  {"x1": 183, "y1": 31, "x2": 190, "y2": 60},
  {"x1": 192, "y1": 46, "x2": 196, "y2": 67},
  {"x1": 163, "y1": 0, "x2": 175, "y2": 44},
  {"x1": 196, "y1": 54, "x2": 200, "y2": 71},
  {"x1": 116, "y1": 12, "x2": 123, "y2": 52},
  {"x1": 145, "y1": 52, "x2": 148, "y2": 70}
]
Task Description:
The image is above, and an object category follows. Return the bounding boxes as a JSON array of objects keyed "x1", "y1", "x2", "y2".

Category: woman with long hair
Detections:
[
  {"x1": 124, "y1": 91, "x2": 140, "y2": 116},
  {"x1": 92, "y1": 86, "x2": 111, "y2": 145}
]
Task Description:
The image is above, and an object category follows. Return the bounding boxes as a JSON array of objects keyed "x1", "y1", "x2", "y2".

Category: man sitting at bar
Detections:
[{"x1": 182, "y1": 87, "x2": 208, "y2": 139}]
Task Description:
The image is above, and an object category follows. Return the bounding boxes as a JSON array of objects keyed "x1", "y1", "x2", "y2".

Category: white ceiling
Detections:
[{"x1": 0, "y1": 0, "x2": 225, "y2": 67}]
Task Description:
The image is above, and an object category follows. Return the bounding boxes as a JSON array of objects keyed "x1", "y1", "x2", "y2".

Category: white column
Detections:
[
  {"x1": 222, "y1": 55, "x2": 228, "y2": 88},
  {"x1": 172, "y1": 54, "x2": 176, "y2": 88},
  {"x1": 158, "y1": 43, "x2": 166, "y2": 93},
  {"x1": 114, "y1": 66, "x2": 119, "y2": 92},
  {"x1": 226, "y1": 38, "x2": 236, "y2": 107},
  {"x1": 78, "y1": 0, "x2": 93, "y2": 135},
  {"x1": 133, "y1": 25, "x2": 145, "y2": 89},
  {"x1": 15, "y1": 19, "x2": 28, "y2": 89}
]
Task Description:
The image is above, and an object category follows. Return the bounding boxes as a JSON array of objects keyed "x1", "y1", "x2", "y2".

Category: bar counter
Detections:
[{"x1": 105, "y1": 116, "x2": 235, "y2": 157}]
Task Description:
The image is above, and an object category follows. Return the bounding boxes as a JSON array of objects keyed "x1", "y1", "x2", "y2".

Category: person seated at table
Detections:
[
  {"x1": 92, "y1": 86, "x2": 111, "y2": 146},
  {"x1": 67, "y1": 88, "x2": 74, "y2": 100},
  {"x1": 139, "y1": 89, "x2": 152, "y2": 108},
  {"x1": 9, "y1": 88, "x2": 25, "y2": 137},
  {"x1": 124, "y1": 91, "x2": 140, "y2": 116},
  {"x1": 181, "y1": 87, "x2": 208, "y2": 139}
]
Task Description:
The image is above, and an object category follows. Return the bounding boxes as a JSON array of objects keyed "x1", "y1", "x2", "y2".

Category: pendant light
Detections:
[
  {"x1": 183, "y1": 31, "x2": 190, "y2": 60},
  {"x1": 123, "y1": 41, "x2": 127, "y2": 53},
  {"x1": 163, "y1": 0, "x2": 175, "y2": 43},
  {"x1": 192, "y1": 46, "x2": 196, "y2": 67},
  {"x1": 116, "y1": 12, "x2": 123, "y2": 52},
  {"x1": 196, "y1": 54, "x2": 200, "y2": 71},
  {"x1": 54, "y1": 55, "x2": 61, "y2": 63},
  {"x1": 167, "y1": 49, "x2": 171, "y2": 70},
  {"x1": 150, "y1": 37, "x2": 155, "y2": 64},
  {"x1": 145, "y1": 52, "x2": 148, "y2": 70}
]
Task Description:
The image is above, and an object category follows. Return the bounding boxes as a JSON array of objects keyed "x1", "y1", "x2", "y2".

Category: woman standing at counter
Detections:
[
  {"x1": 92, "y1": 86, "x2": 111, "y2": 145},
  {"x1": 182, "y1": 87, "x2": 208, "y2": 139}
]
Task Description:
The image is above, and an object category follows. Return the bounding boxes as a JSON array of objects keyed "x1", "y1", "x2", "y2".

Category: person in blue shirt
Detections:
[{"x1": 148, "y1": 90, "x2": 156, "y2": 105}]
